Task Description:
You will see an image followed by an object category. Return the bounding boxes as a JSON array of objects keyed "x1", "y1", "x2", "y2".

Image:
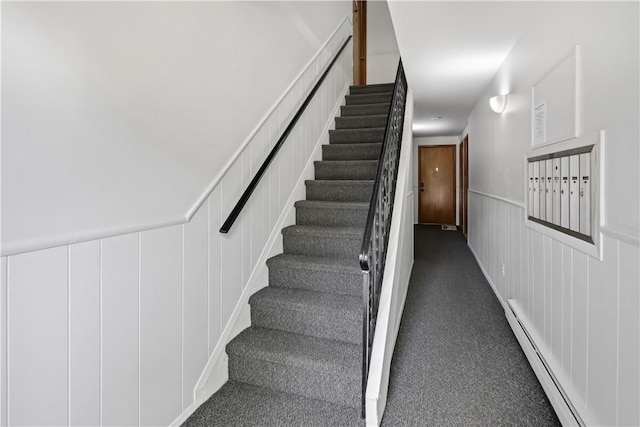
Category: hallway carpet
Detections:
[{"x1": 380, "y1": 225, "x2": 560, "y2": 426}]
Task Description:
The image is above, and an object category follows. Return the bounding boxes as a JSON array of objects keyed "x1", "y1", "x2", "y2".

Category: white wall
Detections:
[
  {"x1": 367, "y1": 1, "x2": 399, "y2": 85},
  {"x1": 0, "y1": 17, "x2": 353, "y2": 426},
  {"x1": 467, "y1": 3, "x2": 639, "y2": 426},
  {"x1": 413, "y1": 136, "x2": 460, "y2": 225},
  {"x1": 1, "y1": 1, "x2": 351, "y2": 255}
]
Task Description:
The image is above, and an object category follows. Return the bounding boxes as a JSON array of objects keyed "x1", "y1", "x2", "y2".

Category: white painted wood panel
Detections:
[
  {"x1": 550, "y1": 239, "x2": 563, "y2": 360},
  {"x1": 586, "y1": 235, "x2": 617, "y2": 425},
  {"x1": 220, "y1": 231, "x2": 242, "y2": 328},
  {"x1": 1, "y1": 257, "x2": 7, "y2": 427},
  {"x1": 571, "y1": 250, "x2": 588, "y2": 399},
  {"x1": 208, "y1": 193, "x2": 222, "y2": 356},
  {"x1": 101, "y1": 233, "x2": 139, "y2": 427},
  {"x1": 8, "y1": 247, "x2": 68, "y2": 426},
  {"x1": 69, "y1": 241, "x2": 101, "y2": 426},
  {"x1": 139, "y1": 226, "x2": 183, "y2": 426},
  {"x1": 543, "y1": 236, "x2": 552, "y2": 349},
  {"x1": 182, "y1": 208, "x2": 209, "y2": 411},
  {"x1": 532, "y1": 231, "x2": 545, "y2": 339},
  {"x1": 561, "y1": 244, "x2": 572, "y2": 377},
  {"x1": 617, "y1": 241, "x2": 640, "y2": 426}
]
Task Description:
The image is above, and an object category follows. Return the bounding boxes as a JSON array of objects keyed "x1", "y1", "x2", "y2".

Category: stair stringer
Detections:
[{"x1": 169, "y1": 84, "x2": 350, "y2": 427}]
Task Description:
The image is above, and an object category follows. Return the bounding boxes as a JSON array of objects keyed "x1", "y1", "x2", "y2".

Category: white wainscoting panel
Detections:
[
  {"x1": 182, "y1": 207, "x2": 209, "y2": 411},
  {"x1": 8, "y1": 247, "x2": 68, "y2": 426},
  {"x1": 101, "y1": 233, "x2": 140, "y2": 426},
  {"x1": 468, "y1": 190, "x2": 640, "y2": 426},
  {"x1": 69, "y1": 241, "x2": 101, "y2": 426},
  {"x1": 0, "y1": 18, "x2": 352, "y2": 427},
  {"x1": 1, "y1": 257, "x2": 7, "y2": 427},
  {"x1": 617, "y1": 240, "x2": 640, "y2": 426},
  {"x1": 139, "y1": 226, "x2": 183, "y2": 427}
]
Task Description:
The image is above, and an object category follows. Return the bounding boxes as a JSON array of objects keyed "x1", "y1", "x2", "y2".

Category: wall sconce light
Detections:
[{"x1": 489, "y1": 94, "x2": 508, "y2": 113}]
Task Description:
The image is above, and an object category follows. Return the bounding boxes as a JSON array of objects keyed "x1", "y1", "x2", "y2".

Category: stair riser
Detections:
[
  {"x1": 305, "y1": 183, "x2": 374, "y2": 202},
  {"x1": 329, "y1": 128, "x2": 385, "y2": 144},
  {"x1": 315, "y1": 162, "x2": 378, "y2": 180},
  {"x1": 267, "y1": 266, "x2": 361, "y2": 297},
  {"x1": 322, "y1": 144, "x2": 381, "y2": 161},
  {"x1": 250, "y1": 305, "x2": 360, "y2": 345},
  {"x1": 349, "y1": 84, "x2": 394, "y2": 95},
  {"x1": 341, "y1": 104, "x2": 390, "y2": 116},
  {"x1": 283, "y1": 234, "x2": 362, "y2": 259},
  {"x1": 335, "y1": 115, "x2": 387, "y2": 129},
  {"x1": 296, "y1": 206, "x2": 367, "y2": 228},
  {"x1": 345, "y1": 93, "x2": 393, "y2": 105},
  {"x1": 228, "y1": 355, "x2": 360, "y2": 408}
]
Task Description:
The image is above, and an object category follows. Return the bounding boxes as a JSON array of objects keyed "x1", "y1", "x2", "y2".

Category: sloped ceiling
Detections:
[{"x1": 387, "y1": 1, "x2": 543, "y2": 137}]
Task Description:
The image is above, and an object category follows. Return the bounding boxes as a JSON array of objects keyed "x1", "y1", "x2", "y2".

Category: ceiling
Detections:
[{"x1": 386, "y1": 1, "x2": 542, "y2": 137}]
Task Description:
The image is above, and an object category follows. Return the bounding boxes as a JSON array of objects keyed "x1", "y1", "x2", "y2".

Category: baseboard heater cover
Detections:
[{"x1": 506, "y1": 299, "x2": 584, "y2": 427}]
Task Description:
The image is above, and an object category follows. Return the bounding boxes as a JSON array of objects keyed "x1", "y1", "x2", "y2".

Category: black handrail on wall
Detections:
[
  {"x1": 359, "y1": 61, "x2": 407, "y2": 418},
  {"x1": 219, "y1": 35, "x2": 353, "y2": 233}
]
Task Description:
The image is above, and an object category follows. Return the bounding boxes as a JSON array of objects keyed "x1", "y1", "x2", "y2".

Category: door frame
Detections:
[
  {"x1": 459, "y1": 135, "x2": 469, "y2": 238},
  {"x1": 352, "y1": 0, "x2": 367, "y2": 85},
  {"x1": 418, "y1": 144, "x2": 457, "y2": 225}
]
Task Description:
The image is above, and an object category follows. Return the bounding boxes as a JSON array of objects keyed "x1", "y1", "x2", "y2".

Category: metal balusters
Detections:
[{"x1": 359, "y1": 61, "x2": 407, "y2": 418}]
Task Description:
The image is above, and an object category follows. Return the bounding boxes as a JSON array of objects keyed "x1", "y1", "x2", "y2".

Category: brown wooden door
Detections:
[
  {"x1": 459, "y1": 135, "x2": 469, "y2": 238},
  {"x1": 419, "y1": 145, "x2": 456, "y2": 224},
  {"x1": 352, "y1": 0, "x2": 367, "y2": 85}
]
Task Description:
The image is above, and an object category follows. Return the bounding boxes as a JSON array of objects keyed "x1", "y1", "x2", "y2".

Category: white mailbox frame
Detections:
[{"x1": 524, "y1": 130, "x2": 604, "y2": 260}]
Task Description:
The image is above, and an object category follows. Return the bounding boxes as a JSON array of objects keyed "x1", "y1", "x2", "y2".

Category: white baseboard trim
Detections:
[
  {"x1": 505, "y1": 300, "x2": 583, "y2": 426},
  {"x1": 467, "y1": 241, "x2": 583, "y2": 427},
  {"x1": 170, "y1": 84, "x2": 349, "y2": 426}
]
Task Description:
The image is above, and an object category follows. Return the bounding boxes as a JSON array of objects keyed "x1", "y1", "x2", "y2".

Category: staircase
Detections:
[{"x1": 184, "y1": 82, "x2": 395, "y2": 426}]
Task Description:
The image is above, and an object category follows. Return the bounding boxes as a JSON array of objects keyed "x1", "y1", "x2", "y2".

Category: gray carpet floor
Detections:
[
  {"x1": 380, "y1": 225, "x2": 559, "y2": 426},
  {"x1": 183, "y1": 225, "x2": 560, "y2": 426}
]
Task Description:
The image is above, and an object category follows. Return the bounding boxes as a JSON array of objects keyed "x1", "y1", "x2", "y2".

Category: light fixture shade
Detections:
[{"x1": 489, "y1": 94, "x2": 508, "y2": 113}]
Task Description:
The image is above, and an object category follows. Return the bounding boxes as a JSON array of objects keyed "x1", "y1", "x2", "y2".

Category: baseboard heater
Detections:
[{"x1": 506, "y1": 299, "x2": 585, "y2": 427}]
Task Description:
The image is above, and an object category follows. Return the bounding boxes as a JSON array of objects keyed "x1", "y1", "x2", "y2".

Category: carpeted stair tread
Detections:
[
  {"x1": 249, "y1": 288, "x2": 361, "y2": 344},
  {"x1": 282, "y1": 224, "x2": 363, "y2": 239},
  {"x1": 282, "y1": 225, "x2": 363, "y2": 258},
  {"x1": 322, "y1": 143, "x2": 382, "y2": 161},
  {"x1": 227, "y1": 327, "x2": 360, "y2": 373},
  {"x1": 335, "y1": 114, "x2": 388, "y2": 129},
  {"x1": 295, "y1": 200, "x2": 369, "y2": 227},
  {"x1": 341, "y1": 103, "x2": 391, "y2": 116},
  {"x1": 227, "y1": 328, "x2": 361, "y2": 407},
  {"x1": 266, "y1": 253, "x2": 361, "y2": 297},
  {"x1": 294, "y1": 200, "x2": 369, "y2": 210},
  {"x1": 250, "y1": 287, "x2": 359, "y2": 320},
  {"x1": 305, "y1": 179, "x2": 374, "y2": 202},
  {"x1": 345, "y1": 92, "x2": 393, "y2": 105},
  {"x1": 182, "y1": 381, "x2": 360, "y2": 427},
  {"x1": 349, "y1": 83, "x2": 395, "y2": 95},
  {"x1": 314, "y1": 160, "x2": 378, "y2": 180},
  {"x1": 267, "y1": 253, "x2": 360, "y2": 274},
  {"x1": 329, "y1": 127, "x2": 385, "y2": 143}
]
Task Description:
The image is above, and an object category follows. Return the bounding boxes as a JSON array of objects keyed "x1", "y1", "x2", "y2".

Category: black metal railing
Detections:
[
  {"x1": 219, "y1": 35, "x2": 352, "y2": 233},
  {"x1": 359, "y1": 61, "x2": 407, "y2": 417}
]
